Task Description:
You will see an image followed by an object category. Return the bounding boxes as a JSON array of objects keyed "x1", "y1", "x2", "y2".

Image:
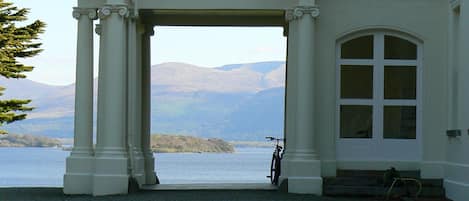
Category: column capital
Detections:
[
  {"x1": 285, "y1": 6, "x2": 320, "y2": 22},
  {"x1": 73, "y1": 7, "x2": 98, "y2": 20},
  {"x1": 98, "y1": 5, "x2": 129, "y2": 19}
]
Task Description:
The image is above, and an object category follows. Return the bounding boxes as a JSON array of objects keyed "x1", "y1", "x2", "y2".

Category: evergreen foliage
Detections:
[{"x1": 0, "y1": 0, "x2": 45, "y2": 134}]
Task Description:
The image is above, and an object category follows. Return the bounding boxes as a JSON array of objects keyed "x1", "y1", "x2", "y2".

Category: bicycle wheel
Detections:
[
  {"x1": 272, "y1": 154, "x2": 281, "y2": 185},
  {"x1": 269, "y1": 153, "x2": 276, "y2": 184}
]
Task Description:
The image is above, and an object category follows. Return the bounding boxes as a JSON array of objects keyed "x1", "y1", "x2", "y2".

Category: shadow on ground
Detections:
[{"x1": 0, "y1": 188, "x2": 388, "y2": 201}]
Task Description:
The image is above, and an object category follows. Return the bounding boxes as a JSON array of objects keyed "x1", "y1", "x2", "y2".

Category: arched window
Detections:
[{"x1": 337, "y1": 31, "x2": 421, "y2": 161}]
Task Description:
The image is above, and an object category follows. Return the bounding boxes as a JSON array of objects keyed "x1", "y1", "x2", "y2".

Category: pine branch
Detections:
[{"x1": 0, "y1": 0, "x2": 45, "y2": 134}]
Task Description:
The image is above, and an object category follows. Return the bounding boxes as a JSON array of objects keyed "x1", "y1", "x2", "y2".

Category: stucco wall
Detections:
[
  {"x1": 445, "y1": 136, "x2": 469, "y2": 201},
  {"x1": 445, "y1": 1, "x2": 469, "y2": 201},
  {"x1": 314, "y1": 0, "x2": 448, "y2": 176}
]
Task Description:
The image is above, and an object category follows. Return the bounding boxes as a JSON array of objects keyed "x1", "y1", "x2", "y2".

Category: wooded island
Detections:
[{"x1": 0, "y1": 134, "x2": 235, "y2": 153}]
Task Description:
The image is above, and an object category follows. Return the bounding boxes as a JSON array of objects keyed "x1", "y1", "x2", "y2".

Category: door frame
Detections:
[{"x1": 335, "y1": 30, "x2": 423, "y2": 166}]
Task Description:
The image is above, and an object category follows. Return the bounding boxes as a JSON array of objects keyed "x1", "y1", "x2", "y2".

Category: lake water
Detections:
[{"x1": 0, "y1": 147, "x2": 272, "y2": 187}]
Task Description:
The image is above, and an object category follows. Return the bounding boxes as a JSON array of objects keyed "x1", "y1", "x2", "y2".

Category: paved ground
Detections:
[{"x1": 0, "y1": 188, "x2": 386, "y2": 201}]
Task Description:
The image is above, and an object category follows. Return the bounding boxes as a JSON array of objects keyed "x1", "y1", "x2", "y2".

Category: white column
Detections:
[
  {"x1": 127, "y1": 17, "x2": 145, "y2": 185},
  {"x1": 64, "y1": 7, "x2": 97, "y2": 195},
  {"x1": 141, "y1": 25, "x2": 159, "y2": 185},
  {"x1": 93, "y1": 3, "x2": 130, "y2": 196},
  {"x1": 282, "y1": 0, "x2": 322, "y2": 195},
  {"x1": 458, "y1": 1, "x2": 469, "y2": 127},
  {"x1": 281, "y1": 28, "x2": 297, "y2": 182}
]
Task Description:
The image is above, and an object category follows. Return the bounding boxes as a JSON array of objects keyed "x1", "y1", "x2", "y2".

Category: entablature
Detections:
[
  {"x1": 140, "y1": 9, "x2": 285, "y2": 26},
  {"x1": 78, "y1": 0, "x2": 299, "y2": 10}
]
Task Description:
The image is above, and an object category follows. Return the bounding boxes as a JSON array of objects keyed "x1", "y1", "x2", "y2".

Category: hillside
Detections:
[
  {"x1": 0, "y1": 134, "x2": 61, "y2": 147},
  {"x1": 1, "y1": 61, "x2": 286, "y2": 141},
  {"x1": 150, "y1": 134, "x2": 234, "y2": 153}
]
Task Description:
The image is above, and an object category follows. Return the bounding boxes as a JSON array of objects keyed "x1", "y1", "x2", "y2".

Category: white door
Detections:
[{"x1": 336, "y1": 31, "x2": 422, "y2": 162}]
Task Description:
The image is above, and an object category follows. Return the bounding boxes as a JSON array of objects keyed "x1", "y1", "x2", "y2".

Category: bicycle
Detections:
[{"x1": 266, "y1": 136, "x2": 284, "y2": 185}]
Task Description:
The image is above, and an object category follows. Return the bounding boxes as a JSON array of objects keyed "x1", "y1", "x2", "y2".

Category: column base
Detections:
[
  {"x1": 93, "y1": 153, "x2": 129, "y2": 196},
  {"x1": 131, "y1": 151, "x2": 146, "y2": 185},
  {"x1": 288, "y1": 176, "x2": 322, "y2": 194},
  {"x1": 282, "y1": 158, "x2": 322, "y2": 195},
  {"x1": 143, "y1": 152, "x2": 159, "y2": 184},
  {"x1": 284, "y1": 158, "x2": 321, "y2": 177},
  {"x1": 64, "y1": 173, "x2": 93, "y2": 194},
  {"x1": 132, "y1": 172, "x2": 146, "y2": 186},
  {"x1": 92, "y1": 174, "x2": 129, "y2": 196},
  {"x1": 321, "y1": 160, "x2": 337, "y2": 177},
  {"x1": 145, "y1": 171, "x2": 159, "y2": 185},
  {"x1": 63, "y1": 156, "x2": 94, "y2": 194}
]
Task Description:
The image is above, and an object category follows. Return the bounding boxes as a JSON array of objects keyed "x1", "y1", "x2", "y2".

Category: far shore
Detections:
[{"x1": 1, "y1": 134, "x2": 279, "y2": 153}]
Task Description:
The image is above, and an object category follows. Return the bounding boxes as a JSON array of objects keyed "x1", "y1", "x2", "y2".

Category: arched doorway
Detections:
[{"x1": 336, "y1": 30, "x2": 422, "y2": 164}]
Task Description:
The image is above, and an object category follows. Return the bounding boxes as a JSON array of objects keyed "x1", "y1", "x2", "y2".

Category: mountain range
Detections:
[{"x1": 0, "y1": 61, "x2": 286, "y2": 141}]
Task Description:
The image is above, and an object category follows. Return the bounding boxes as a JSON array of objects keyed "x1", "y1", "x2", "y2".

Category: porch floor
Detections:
[
  {"x1": 0, "y1": 187, "x2": 451, "y2": 201},
  {"x1": 0, "y1": 187, "x2": 372, "y2": 201},
  {"x1": 141, "y1": 183, "x2": 278, "y2": 190}
]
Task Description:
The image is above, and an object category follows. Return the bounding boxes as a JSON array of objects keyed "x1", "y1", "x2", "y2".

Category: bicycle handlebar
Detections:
[{"x1": 265, "y1": 136, "x2": 284, "y2": 141}]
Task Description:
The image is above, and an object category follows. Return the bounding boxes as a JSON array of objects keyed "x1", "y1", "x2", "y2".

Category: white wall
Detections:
[
  {"x1": 445, "y1": 1, "x2": 469, "y2": 201},
  {"x1": 315, "y1": 0, "x2": 448, "y2": 175}
]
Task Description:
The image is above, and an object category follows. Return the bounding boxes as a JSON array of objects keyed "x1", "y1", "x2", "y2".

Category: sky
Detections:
[{"x1": 9, "y1": 0, "x2": 287, "y2": 86}]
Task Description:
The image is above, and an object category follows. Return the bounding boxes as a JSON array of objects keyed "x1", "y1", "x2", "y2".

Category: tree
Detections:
[{"x1": 0, "y1": 0, "x2": 45, "y2": 134}]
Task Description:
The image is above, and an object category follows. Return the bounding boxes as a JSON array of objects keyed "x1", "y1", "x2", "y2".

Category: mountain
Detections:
[
  {"x1": 1, "y1": 61, "x2": 286, "y2": 141},
  {"x1": 152, "y1": 61, "x2": 285, "y2": 93},
  {"x1": 0, "y1": 77, "x2": 64, "y2": 100}
]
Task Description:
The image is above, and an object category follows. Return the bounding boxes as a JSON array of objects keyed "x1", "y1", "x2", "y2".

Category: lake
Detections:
[{"x1": 0, "y1": 147, "x2": 272, "y2": 187}]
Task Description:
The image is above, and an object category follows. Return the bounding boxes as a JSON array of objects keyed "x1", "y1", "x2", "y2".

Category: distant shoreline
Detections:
[
  {"x1": 0, "y1": 134, "x2": 61, "y2": 148},
  {"x1": 0, "y1": 134, "x2": 278, "y2": 152}
]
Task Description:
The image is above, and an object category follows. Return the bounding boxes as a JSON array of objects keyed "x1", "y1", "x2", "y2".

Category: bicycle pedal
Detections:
[{"x1": 266, "y1": 176, "x2": 271, "y2": 178}]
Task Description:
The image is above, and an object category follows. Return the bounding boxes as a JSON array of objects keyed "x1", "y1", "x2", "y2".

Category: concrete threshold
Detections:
[{"x1": 141, "y1": 183, "x2": 278, "y2": 191}]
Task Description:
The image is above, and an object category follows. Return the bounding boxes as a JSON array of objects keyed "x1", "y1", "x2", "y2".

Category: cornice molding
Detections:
[
  {"x1": 98, "y1": 5, "x2": 129, "y2": 19},
  {"x1": 72, "y1": 7, "x2": 98, "y2": 20},
  {"x1": 285, "y1": 6, "x2": 320, "y2": 22}
]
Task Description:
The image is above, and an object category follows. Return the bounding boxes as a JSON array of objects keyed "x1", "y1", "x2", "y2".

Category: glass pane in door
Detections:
[
  {"x1": 340, "y1": 105, "x2": 373, "y2": 138},
  {"x1": 384, "y1": 35, "x2": 417, "y2": 60},
  {"x1": 384, "y1": 66, "x2": 416, "y2": 99},
  {"x1": 341, "y1": 35, "x2": 374, "y2": 59},
  {"x1": 341, "y1": 65, "x2": 373, "y2": 99},
  {"x1": 383, "y1": 106, "x2": 416, "y2": 139}
]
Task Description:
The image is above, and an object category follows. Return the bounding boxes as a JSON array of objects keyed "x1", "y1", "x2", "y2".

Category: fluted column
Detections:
[
  {"x1": 282, "y1": 0, "x2": 322, "y2": 195},
  {"x1": 127, "y1": 17, "x2": 145, "y2": 185},
  {"x1": 141, "y1": 25, "x2": 159, "y2": 185},
  {"x1": 93, "y1": 3, "x2": 130, "y2": 196},
  {"x1": 64, "y1": 7, "x2": 97, "y2": 195}
]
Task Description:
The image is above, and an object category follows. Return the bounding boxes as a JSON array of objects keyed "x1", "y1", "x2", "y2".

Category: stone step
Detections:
[
  {"x1": 324, "y1": 177, "x2": 443, "y2": 187},
  {"x1": 409, "y1": 198, "x2": 453, "y2": 201},
  {"x1": 323, "y1": 185, "x2": 445, "y2": 198},
  {"x1": 324, "y1": 177, "x2": 382, "y2": 186},
  {"x1": 337, "y1": 169, "x2": 421, "y2": 178},
  {"x1": 420, "y1": 179, "x2": 443, "y2": 187}
]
